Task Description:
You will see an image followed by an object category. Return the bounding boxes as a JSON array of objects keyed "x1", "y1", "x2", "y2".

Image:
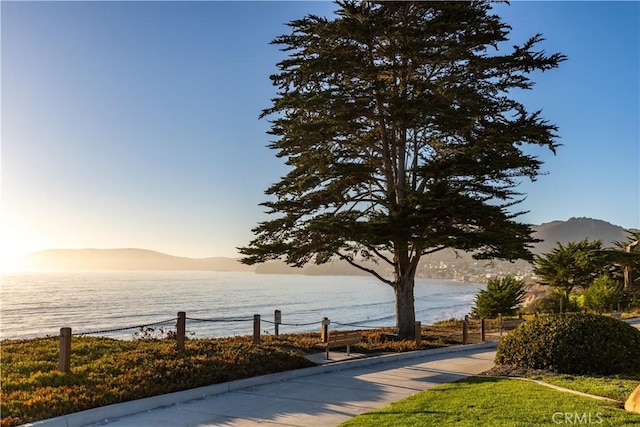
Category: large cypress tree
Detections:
[{"x1": 240, "y1": 1, "x2": 566, "y2": 339}]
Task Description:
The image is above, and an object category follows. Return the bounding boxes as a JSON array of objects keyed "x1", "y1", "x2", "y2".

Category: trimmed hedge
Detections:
[{"x1": 495, "y1": 313, "x2": 640, "y2": 375}]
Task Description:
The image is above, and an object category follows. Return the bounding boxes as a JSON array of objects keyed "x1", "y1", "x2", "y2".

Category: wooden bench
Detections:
[{"x1": 317, "y1": 330, "x2": 362, "y2": 360}]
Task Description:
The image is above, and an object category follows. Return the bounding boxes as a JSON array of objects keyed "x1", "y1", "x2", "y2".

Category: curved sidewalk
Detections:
[{"x1": 27, "y1": 342, "x2": 497, "y2": 427}]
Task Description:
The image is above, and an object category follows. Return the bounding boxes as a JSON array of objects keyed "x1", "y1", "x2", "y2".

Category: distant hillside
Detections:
[
  {"x1": 19, "y1": 248, "x2": 254, "y2": 272},
  {"x1": 531, "y1": 217, "x2": 629, "y2": 255},
  {"x1": 18, "y1": 218, "x2": 633, "y2": 275}
]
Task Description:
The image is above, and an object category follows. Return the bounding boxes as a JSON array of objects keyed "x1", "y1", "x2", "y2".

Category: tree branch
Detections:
[
  {"x1": 366, "y1": 245, "x2": 395, "y2": 266},
  {"x1": 334, "y1": 251, "x2": 394, "y2": 286},
  {"x1": 422, "y1": 246, "x2": 447, "y2": 256}
]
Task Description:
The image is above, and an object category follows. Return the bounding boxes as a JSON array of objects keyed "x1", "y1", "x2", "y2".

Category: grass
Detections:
[
  {"x1": 339, "y1": 376, "x2": 640, "y2": 427},
  {"x1": 0, "y1": 324, "x2": 468, "y2": 426},
  {"x1": 4, "y1": 318, "x2": 637, "y2": 426},
  {"x1": 538, "y1": 374, "x2": 640, "y2": 402}
]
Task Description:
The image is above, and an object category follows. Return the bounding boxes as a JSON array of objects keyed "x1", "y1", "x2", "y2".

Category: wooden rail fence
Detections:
[{"x1": 56, "y1": 311, "x2": 518, "y2": 373}]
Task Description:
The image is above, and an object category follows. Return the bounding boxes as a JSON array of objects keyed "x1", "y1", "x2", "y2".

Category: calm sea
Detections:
[{"x1": 0, "y1": 271, "x2": 483, "y2": 340}]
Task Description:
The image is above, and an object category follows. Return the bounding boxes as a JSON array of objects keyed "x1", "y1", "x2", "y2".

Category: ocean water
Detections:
[{"x1": 0, "y1": 271, "x2": 483, "y2": 340}]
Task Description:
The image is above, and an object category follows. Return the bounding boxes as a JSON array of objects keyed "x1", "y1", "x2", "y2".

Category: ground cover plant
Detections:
[
  {"x1": 0, "y1": 323, "x2": 472, "y2": 426},
  {"x1": 338, "y1": 376, "x2": 640, "y2": 427},
  {"x1": 0, "y1": 335, "x2": 315, "y2": 426}
]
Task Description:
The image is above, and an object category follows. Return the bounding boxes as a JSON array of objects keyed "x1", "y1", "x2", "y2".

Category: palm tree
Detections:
[{"x1": 612, "y1": 231, "x2": 640, "y2": 289}]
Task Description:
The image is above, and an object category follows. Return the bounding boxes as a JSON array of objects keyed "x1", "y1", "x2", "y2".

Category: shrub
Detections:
[
  {"x1": 582, "y1": 275, "x2": 624, "y2": 313},
  {"x1": 495, "y1": 313, "x2": 640, "y2": 375},
  {"x1": 533, "y1": 287, "x2": 581, "y2": 314},
  {"x1": 623, "y1": 286, "x2": 640, "y2": 310},
  {"x1": 470, "y1": 276, "x2": 527, "y2": 318}
]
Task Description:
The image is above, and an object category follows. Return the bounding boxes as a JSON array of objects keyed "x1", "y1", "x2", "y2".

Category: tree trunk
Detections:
[
  {"x1": 394, "y1": 275, "x2": 416, "y2": 339},
  {"x1": 623, "y1": 240, "x2": 638, "y2": 289},
  {"x1": 623, "y1": 265, "x2": 631, "y2": 289}
]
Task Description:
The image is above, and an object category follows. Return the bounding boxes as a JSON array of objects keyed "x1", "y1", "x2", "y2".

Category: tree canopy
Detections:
[
  {"x1": 471, "y1": 276, "x2": 527, "y2": 319},
  {"x1": 533, "y1": 239, "x2": 610, "y2": 294},
  {"x1": 611, "y1": 230, "x2": 640, "y2": 289},
  {"x1": 240, "y1": 1, "x2": 566, "y2": 338}
]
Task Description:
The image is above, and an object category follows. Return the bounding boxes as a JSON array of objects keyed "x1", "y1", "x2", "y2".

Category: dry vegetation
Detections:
[{"x1": 1, "y1": 322, "x2": 475, "y2": 426}]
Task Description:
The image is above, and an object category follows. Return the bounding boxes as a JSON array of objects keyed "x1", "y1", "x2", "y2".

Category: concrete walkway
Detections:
[
  {"x1": 27, "y1": 319, "x2": 640, "y2": 427},
  {"x1": 28, "y1": 342, "x2": 497, "y2": 427}
]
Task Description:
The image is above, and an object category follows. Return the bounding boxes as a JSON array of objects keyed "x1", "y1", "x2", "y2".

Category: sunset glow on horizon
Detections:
[{"x1": 2, "y1": 1, "x2": 638, "y2": 265}]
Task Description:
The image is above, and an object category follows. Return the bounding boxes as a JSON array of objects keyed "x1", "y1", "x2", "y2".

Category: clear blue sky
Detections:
[{"x1": 2, "y1": 1, "x2": 638, "y2": 263}]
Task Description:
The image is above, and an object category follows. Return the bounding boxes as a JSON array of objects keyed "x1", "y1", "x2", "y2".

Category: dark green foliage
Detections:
[
  {"x1": 582, "y1": 275, "x2": 624, "y2": 313},
  {"x1": 240, "y1": 1, "x2": 565, "y2": 338},
  {"x1": 533, "y1": 239, "x2": 610, "y2": 294},
  {"x1": 495, "y1": 313, "x2": 640, "y2": 375},
  {"x1": 624, "y1": 287, "x2": 640, "y2": 310},
  {"x1": 532, "y1": 288, "x2": 582, "y2": 314},
  {"x1": 611, "y1": 230, "x2": 640, "y2": 289},
  {"x1": 470, "y1": 276, "x2": 527, "y2": 318}
]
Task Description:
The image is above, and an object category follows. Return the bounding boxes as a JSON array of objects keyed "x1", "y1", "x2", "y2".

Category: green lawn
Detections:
[
  {"x1": 539, "y1": 374, "x2": 639, "y2": 402},
  {"x1": 339, "y1": 376, "x2": 640, "y2": 427}
]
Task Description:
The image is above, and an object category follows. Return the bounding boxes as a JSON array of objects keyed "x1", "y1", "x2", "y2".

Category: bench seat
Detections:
[{"x1": 316, "y1": 330, "x2": 362, "y2": 360}]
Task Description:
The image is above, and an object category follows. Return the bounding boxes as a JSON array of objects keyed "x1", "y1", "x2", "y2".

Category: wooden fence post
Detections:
[
  {"x1": 59, "y1": 327, "x2": 72, "y2": 373},
  {"x1": 176, "y1": 311, "x2": 186, "y2": 350},
  {"x1": 253, "y1": 314, "x2": 261, "y2": 345},
  {"x1": 481, "y1": 318, "x2": 486, "y2": 342},
  {"x1": 414, "y1": 321, "x2": 421, "y2": 345},
  {"x1": 462, "y1": 316, "x2": 468, "y2": 345},
  {"x1": 321, "y1": 317, "x2": 330, "y2": 343},
  {"x1": 274, "y1": 310, "x2": 281, "y2": 336}
]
